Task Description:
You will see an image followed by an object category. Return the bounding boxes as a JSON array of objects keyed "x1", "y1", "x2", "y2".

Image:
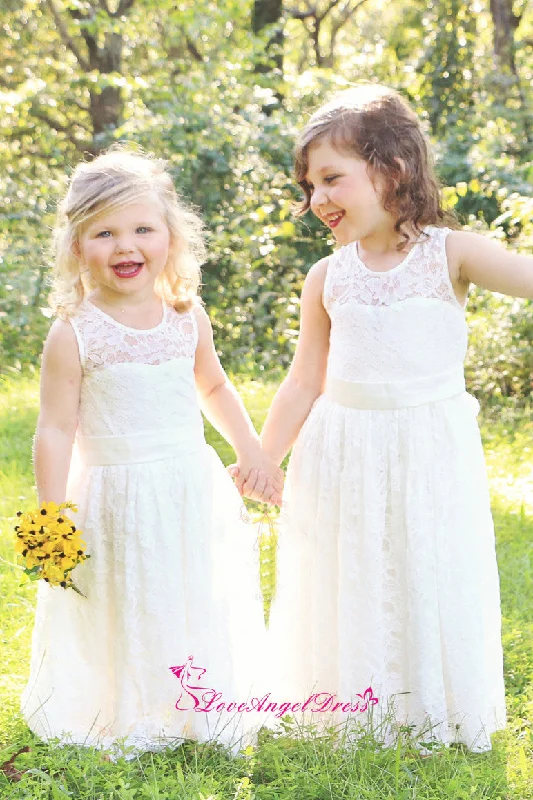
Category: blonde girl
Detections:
[{"x1": 21, "y1": 148, "x2": 281, "y2": 757}]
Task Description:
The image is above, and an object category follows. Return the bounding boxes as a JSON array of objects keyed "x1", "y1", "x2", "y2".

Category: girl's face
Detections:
[
  {"x1": 305, "y1": 139, "x2": 393, "y2": 246},
  {"x1": 75, "y1": 200, "x2": 171, "y2": 304}
]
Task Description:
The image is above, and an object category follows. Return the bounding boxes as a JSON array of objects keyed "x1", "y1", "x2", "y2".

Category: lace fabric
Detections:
[
  {"x1": 21, "y1": 298, "x2": 267, "y2": 756},
  {"x1": 267, "y1": 226, "x2": 506, "y2": 752},
  {"x1": 323, "y1": 227, "x2": 463, "y2": 311},
  {"x1": 323, "y1": 228, "x2": 468, "y2": 384},
  {"x1": 70, "y1": 299, "x2": 198, "y2": 370}
]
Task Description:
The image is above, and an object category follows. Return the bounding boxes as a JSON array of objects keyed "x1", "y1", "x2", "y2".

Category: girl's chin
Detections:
[{"x1": 333, "y1": 232, "x2": 354, "y2": 246}]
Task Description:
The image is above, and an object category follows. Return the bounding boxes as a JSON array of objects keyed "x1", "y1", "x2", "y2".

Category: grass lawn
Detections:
[{"x1": 1, "y1": 373, "x2": 532, "y2": 799}]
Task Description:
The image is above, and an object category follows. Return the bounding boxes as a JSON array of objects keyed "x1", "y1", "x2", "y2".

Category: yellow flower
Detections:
[
  {"x1": 61, "y1": 539, "x2": 79, "y2": 558},
  {"x1": 24, "y1": 551, "x2": 41, "y2": 569},
  {"x1": 14, "y1": 501, "x2": 89, "y2": 595},
  {"x1": 58, "y1": 555, "x2": 77, "y2": 571},
  {"x1": 39, "y1": 501, "x2": 61, "y2": 517},
  {"x1": 41, "y1": 562, "x2": 66, "y2": 586}
]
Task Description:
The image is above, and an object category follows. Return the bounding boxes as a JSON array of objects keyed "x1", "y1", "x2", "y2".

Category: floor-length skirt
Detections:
[
  {"x1": 21, "y1": 444, "x2": 267, "y2": 756},
  {"x1": 268, "y1": 391, "x2": 506, "y2": 751}
]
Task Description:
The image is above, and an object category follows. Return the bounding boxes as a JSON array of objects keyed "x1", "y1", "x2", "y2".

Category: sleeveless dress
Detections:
[
  {"x1": 267, "y1": 227, "x2": 506, "y2": 752},
  {"x1": 21, "y1": 298, "x2": 267, "y2": 757}
]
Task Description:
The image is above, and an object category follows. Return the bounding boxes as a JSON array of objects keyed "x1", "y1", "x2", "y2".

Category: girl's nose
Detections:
[
  {"x1": 115, "y1": 237, "x2": 134, "y2": 253},
  {"x1": 311, "y1": 186, "x2": 329, "y2": 211}
]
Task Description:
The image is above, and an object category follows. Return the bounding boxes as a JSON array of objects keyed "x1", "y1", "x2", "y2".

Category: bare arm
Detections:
[
  {"x1": 447, "y1": 231, "x2": 533, "y2": 299},
  {"x1": 260, "y1": 258, "x2": 331, "y2": 466},
  {"x1": 193, "y1": 305, "x2": 283, "y2": 503},
  {"x1": 34, "y1": 320, "x2": 82, "y2": 504}
]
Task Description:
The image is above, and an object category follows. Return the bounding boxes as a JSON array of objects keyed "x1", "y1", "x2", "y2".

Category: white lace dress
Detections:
[
  {"x1": 268, "y1": 227, "x2": 506, "y2": 752},
  {"x1": 21, "y1": 299, "x2": 266, "y2": 756}
]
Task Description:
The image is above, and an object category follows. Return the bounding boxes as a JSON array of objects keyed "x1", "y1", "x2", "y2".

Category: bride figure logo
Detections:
[{"x1": 169, "y1": 655, "x2": 214, "y2": 711}]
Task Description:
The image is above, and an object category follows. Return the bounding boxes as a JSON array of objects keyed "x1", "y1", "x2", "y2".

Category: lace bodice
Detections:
[
  {"x1": 69, "y1": 299, "x2": 203, "y2": 438},
  {"x1": 323, "y1": 226, "x2": 468, "y2": 383}
]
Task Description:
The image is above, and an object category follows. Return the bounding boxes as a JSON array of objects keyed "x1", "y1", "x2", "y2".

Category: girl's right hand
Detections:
[{"x1": 227, "y1": 463, "x2": 284, "y2": 506}]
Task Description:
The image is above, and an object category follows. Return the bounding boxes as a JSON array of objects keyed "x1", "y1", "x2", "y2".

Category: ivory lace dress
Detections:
[
  {"x1": 268, "y1": 227, "x2": 506, "y2": 752},
  {"x1": 21, "y1": 299, "x2": 266, "y2": 756}
]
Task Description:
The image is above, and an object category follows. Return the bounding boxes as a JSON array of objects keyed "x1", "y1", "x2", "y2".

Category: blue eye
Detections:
[
  {"x1": 136, "y1": 226, "x2": 152, "y2": 234},
  {"x1": 96, "y1": 230, "x2": 111, "y2": 238},
  {"x1": 324, "y1": 175, "x2": 340, "y2": 184}
]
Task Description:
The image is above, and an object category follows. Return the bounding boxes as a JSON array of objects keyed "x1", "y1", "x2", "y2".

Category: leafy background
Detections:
[
  {"x1": 0, "y1": 0, "x2": 532, "y2": 402},
  {"x1": 1, "y1": 3, "x2": 533, "y2": 796}
]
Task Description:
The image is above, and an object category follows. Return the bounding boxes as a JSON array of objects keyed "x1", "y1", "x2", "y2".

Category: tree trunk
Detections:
[
  {"x1": 84, "y1": 30, "x2": 124, "y2": 150},
  {"x1": 489, "y1": 0, "x2": 530, "y2": 145},
  {"x1": 252, "y1": 0, "x2": 284, "y2": 76},
  {"x1": 489, "y1": 0, "x2": 518, "y2": 73}
]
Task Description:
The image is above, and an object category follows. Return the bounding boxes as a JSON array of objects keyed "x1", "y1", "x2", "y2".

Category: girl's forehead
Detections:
[
  {"x1": 306, "y1": 140, "x2": 361, "y2": 175},
  {"x1": 82, "y1": 199, "x2": 166, "y2": 230}
]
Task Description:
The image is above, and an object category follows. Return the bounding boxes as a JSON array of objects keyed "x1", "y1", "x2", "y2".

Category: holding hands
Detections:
[{"x1": 228, "y1": 447, "x2": 284, "y2": 506}]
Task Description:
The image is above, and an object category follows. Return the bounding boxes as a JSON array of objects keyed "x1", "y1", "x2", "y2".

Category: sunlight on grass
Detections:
[{"x1": 0, "y1": 374, "x2": 532, "y2": 798}]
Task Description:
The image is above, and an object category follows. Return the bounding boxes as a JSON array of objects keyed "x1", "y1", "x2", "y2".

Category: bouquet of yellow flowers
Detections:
[{"x1": 14, "y1": 501, "x2": 90, "y2": 596}]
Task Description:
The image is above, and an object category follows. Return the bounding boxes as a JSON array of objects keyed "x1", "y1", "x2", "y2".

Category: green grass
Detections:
[{"x1": 1, "y1": 374, "x2": 532, "y2": 798}]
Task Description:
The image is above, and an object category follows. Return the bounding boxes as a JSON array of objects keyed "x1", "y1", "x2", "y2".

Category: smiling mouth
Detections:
[
  {"x1": 111, "y1": 261, "x2": 144, "y2": 278},
  {"x1": 324, "y1": 211, "x2": 345, "y2": 229}
]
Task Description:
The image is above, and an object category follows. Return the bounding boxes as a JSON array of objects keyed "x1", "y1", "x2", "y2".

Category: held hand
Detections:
[
  {"x1": 230, "y1": 467, "x2": 283, "y2": 506},
  {"x1": 227, "y1": 457, "x2": 284, "y2": 506}
]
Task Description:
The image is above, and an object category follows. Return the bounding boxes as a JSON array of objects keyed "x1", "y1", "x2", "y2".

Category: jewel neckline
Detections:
[
  {"x1": 85, "y1": 298, "x2": 167, "y2": 332},
  {"x1": 349, "y1": 226, "x2": 431, "y2": 275}
]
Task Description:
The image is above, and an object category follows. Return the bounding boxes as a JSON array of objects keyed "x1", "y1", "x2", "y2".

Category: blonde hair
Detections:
[{"x1": 49, "y1": 146, "x2": 205, "y2": 317}]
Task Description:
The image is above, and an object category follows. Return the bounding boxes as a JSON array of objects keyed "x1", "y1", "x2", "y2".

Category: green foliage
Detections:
[{"x1": 0, "y1": 0, "x2": 532, "y2": 400}]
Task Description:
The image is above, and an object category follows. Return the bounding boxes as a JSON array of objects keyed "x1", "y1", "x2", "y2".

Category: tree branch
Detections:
[
  {"x1": 114, "y1": 0, "x2": 135, "y2": 16},
  {"x1": 326, "y1": 0, "x2": 371, "y2": 64},
  {"x1": 332, "y1": 0, "x2": 371, "y2": 32},
  {"x1": 185, "y1": 33, "x2": 203, "y2": 62},
  {"x1": 317, "y1": 0, "x2": 344, "y2": 23},
  {"x1": 5, "y1": 127, "x2": 38, "y2": 140},
  {"x1": 31, "y1": 107, "x2": 89, "y2": 148},
  {"x1": 44, "y1": 0, "x2": 90, "y2": 71},
  {"x1": 511, "y1": 0, "x2": 529, "y2": 25},
  {"x1": 70, "y1": 98, "x2": 91, "y2": 114},
  {"x1": 286, "y1": 5, "x2": 316, "y2": 20},
  {"x1": 287, "y1": 0, "x2": 349, "y2": 25}
]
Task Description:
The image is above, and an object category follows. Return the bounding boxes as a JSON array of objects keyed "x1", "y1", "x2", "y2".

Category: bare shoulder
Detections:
[
  {"x1": 305, "y1": 256, "x2": 330, "y2": 286},
  {"x1": 40, "y1": 319, "x2": 82, "y2": 400},
  {"x1": 192, "y1": 303, "x2": 213, "y2": 343},
  {"x1": 442, "y1": 230, "x2": 468, "y2": 282},
  {"x1": 191, "y1": 303, "x2": 220, "y2": 364},
  {"x1": 192, "y1": 302, "x2": 210, "y2": 325},
  {"x1": 302, "y1": 256, "x2": 330, "y2": 306},
  {"x1": 44, "y1": 319, "x2": 81, "y2": 366}
]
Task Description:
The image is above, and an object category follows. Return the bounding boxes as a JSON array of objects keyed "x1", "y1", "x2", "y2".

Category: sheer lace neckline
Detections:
[
  {"x1": 85, "y1": 298, "x2": 167, "y2": 333},
  {"x1": 352, "y1": 229, "x2": 428, "y2": 276}
]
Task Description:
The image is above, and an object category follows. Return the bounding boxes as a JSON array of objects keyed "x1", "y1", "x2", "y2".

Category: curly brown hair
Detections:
[{"x1": 295, "y1": 84, "x2": 458, "y2": 246}]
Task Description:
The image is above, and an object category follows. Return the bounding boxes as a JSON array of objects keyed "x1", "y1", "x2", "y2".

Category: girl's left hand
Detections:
[{"x1": 228, "y1": 457, "x2": 284, "y2": 506}]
